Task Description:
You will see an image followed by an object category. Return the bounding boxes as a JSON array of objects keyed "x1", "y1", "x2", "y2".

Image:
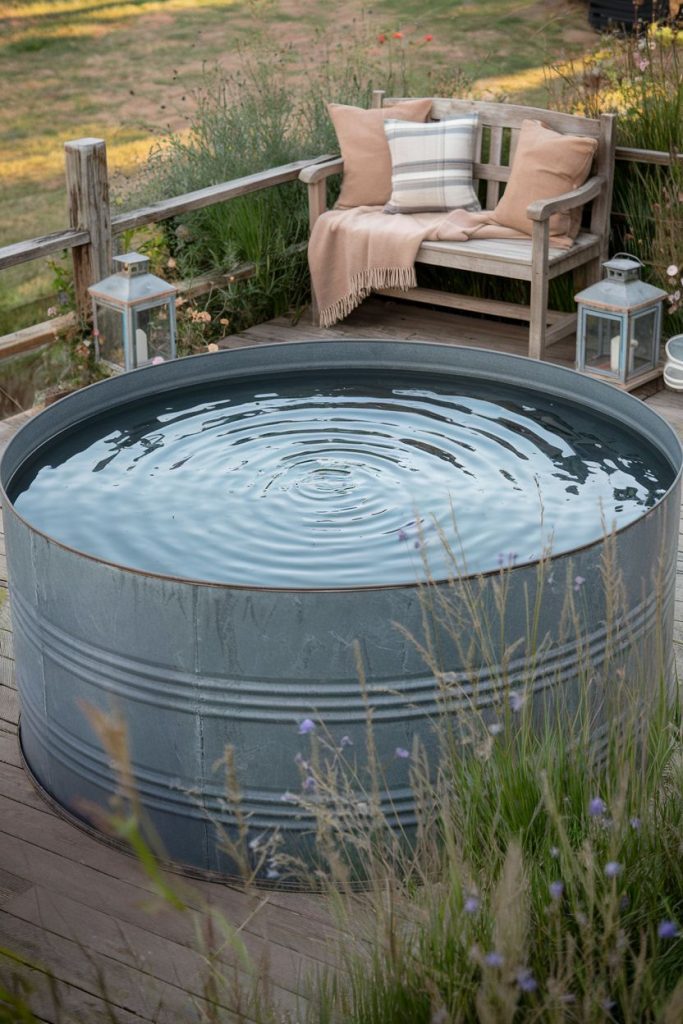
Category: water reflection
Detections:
[{"x1": 12, "y1": 372, "x2": 673, "y2": 587}]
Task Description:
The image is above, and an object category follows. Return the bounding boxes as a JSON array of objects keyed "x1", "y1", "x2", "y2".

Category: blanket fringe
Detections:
[{"x1": 319, "y1": 266, "x2": 417, "y2": 328}]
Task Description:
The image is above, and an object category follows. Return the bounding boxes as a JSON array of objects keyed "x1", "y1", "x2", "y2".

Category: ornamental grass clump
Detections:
[
  {"x1": 134, "y1": 30, "x2": 465, "y2": 336},
  {"x1": 547, "y1": 18, "x2": 683, "y2": 338},
  {"x1": 5, "y1": 546, "x2": 681, "y2": 1022},
  {"x1": 273, "y1": 543, "x2": 683, "y2": 1022},
  {"x1": 295, "y1": 700, "x2": 682, "y2": 1022}
]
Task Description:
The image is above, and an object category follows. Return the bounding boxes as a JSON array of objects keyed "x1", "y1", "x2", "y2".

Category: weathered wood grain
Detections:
[
  {"x1": 0, "y1": 230, "x2": 90, "y2": 272},
  {"x1": 0, "y1": 955, "x2": 147, "y2": 1024},
  {"x1": 615, "y1": 146, "x2": 683, "y2": 166},
  {"x1": 112, "y1": 158, "x2": 325, "y2": 234},
  {"x1": 65, "y1": 139, "x2": 113, "y2": 320}
]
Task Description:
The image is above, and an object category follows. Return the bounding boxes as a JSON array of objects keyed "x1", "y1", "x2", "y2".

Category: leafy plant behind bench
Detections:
[
  {"x1": 548, "y1": 20, "x2": 683, "y2": 336},
  {"x1": 135, "y1": 37, "x2": 437, "y2": 336}
]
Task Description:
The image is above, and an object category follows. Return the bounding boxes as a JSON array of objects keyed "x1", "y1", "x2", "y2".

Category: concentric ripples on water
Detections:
[{"x1": 10, "y1": 370, "x2": 674, "y2": 587}]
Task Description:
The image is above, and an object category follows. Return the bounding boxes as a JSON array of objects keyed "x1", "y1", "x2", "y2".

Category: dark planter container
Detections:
[{"x1": 589, "y1": 1, "x2": 671, "y2": 31}]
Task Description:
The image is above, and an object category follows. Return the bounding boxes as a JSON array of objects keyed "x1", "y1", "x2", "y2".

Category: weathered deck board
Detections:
[{"x1": 0, "y1": 301, "x2": 681, "y2": 1022}]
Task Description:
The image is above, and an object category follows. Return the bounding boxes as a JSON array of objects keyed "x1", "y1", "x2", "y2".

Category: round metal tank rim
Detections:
[{"x1": 1, "y1": 339, "x2": 681, "y2": 592}]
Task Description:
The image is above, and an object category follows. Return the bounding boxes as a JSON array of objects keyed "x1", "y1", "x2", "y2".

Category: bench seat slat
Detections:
[{"x1": 417, "y1": 231, "x2": 600, "y2": 267}]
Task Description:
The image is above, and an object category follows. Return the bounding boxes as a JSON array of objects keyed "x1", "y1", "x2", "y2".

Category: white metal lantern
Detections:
[
  {"x1": 88, "y1": 252, "x2": 177, "y2": 372},
  {"x1": 575, "y1": 253, "x2": 667, "y2": 390}
]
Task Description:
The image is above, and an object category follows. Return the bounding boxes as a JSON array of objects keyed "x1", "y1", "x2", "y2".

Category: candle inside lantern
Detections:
[
  {"x1": 135, "y1": 328, "x2": 149, "y2": 366},
  {"x1": 610, "y1": 334, "x2": 621, "y2": 372}
]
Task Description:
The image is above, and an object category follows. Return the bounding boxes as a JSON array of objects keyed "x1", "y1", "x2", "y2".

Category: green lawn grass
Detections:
[{"x1": 0, "y1": 0, "x2": 597, "y2": 332}]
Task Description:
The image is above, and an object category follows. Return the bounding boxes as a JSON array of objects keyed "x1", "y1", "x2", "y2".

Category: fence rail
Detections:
[{"x1": 0, "y1": 138, "x2": 680, "y2": 361}]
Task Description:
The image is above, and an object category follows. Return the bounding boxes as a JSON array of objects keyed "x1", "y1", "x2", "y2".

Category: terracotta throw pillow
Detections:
[
  {"x1": 493, "y1": 119, "x2": 598, "y2": 239},
  {"x1": 328, "y1": 98, "x2": 433, "y2": 208}
]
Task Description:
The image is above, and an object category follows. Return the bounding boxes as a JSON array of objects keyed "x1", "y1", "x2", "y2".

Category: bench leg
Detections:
[
  {"x1": 310, "y1": 288, "x2": 321, "y2": 327},
  {"x1": 529, "y1": 220, "x2": 550, "y2": 360},
  {"x1": 307, "y1": 177, "x2": 328, "y2": 327},
  {"x1": 529, "y1": 273, "x2": 549, "y2": 360}
]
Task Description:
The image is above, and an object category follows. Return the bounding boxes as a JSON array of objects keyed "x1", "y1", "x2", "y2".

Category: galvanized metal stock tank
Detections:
[{"x1": 1, "y1": 342, "x2": 681, "y2": 879}]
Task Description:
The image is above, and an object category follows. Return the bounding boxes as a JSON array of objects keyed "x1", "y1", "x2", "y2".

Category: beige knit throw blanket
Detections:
[{"x1": 309, "y1": 206, "x2": 574, "y2": 328}]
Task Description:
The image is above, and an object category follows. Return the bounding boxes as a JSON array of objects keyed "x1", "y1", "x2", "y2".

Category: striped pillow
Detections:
[{"x1": 383, "y1": 115, "x2": 481, "y2": 214}]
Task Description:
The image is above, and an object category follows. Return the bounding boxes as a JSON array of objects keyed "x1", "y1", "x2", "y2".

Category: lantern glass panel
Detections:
[
  {"x1": 583, "y1": 311, "x2": 623, "y2": 375},
  {"x1": 132, "y1": 303, "x2": 173, "y2": 367},
  {"x1": 630, "y1": 309, "x2": 658, "y2": 374},
  {"x1": 94, "y1": 303, "x2": 124, "y2": 366}
]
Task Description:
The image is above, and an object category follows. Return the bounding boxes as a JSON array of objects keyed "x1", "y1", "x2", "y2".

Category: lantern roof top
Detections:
[
  {"x1": 575, "y1": 275, "x2": 667, "y2": 313},
  {"x1": 88, "y1": 251, "x2": 176, "y2": 307}
]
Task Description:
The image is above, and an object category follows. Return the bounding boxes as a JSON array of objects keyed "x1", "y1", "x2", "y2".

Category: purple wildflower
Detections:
[
  {"x1": 574, "y1": 575, "x2": 586, "y2": 591},
  {"x1": 395, "y1": 746, "x2": 410, "y2": 759},
  {"x1": 549, "y1": 880, "x2": 564, "y2": 901},
  {"x1": 589, "y1": 796, "x2": 607, "y2": 817},
  {"x1": 550, "y1": 846, "x2": 560, "y2": 859},
  {"x1": 294, "y1": 752, "x2": 309, "y2": 768},
  {"x1": 464, "y1": 896, "x2": 479, "y2": 914},
  {"x1": 516, "y1": 968, "x2": 538, "y2": 993},
  {"x1": 629, "y1": 817, "x2": 641, "y2": 831},
  {"x1": 488, "y1": 722, "x2": 503, "y2": 736},
  {"x1": 413, "y1": 540, "x2": 421, "y2": 549},
  {"x1": 298, "y1": 718, "x2": 316, "y2": 735},
  {"x1": 397, "y1": 529, "x2": 408, "y2": 542},
  {"x1": 657, "y1": 920, "x2": 679, "y2": 939},
  {"x1": 303, "y1": 775, "x2": 316, "y2": 792},
  {"x1": 604, "y1": 861, "x2": 622, "y2": 878},
  {"x1": 484, "y1": 951, "x2": 504, "y2": 967}
]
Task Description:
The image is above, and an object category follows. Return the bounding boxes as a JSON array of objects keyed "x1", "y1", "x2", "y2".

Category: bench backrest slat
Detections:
[{"x1": 378, "y1": 93, "x2": 615, "y2": 236}]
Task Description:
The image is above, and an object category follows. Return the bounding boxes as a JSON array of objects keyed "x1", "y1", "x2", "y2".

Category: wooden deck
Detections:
[{"x1": 0, "y1": 301, "x2": 681, "y2": 1022}]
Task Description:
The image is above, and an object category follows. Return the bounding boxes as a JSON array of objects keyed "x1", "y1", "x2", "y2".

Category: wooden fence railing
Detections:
[
  {"x1": 0, "y1": 139, "x2": 329, "y2": 359},
  {"x1": 0, "y1": 137, "x2": 680, "y2": 361}
]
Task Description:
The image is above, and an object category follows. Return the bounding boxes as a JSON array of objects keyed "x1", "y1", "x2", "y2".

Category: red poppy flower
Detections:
[
  {"x1": 377, "y1": 33, "x2": 386, "y2": 43},
  {"x1": 392, "y1": 31, "x2": 403, "y2": 39},
  {"x1": 424, "y1": 34, "x2": 433, "y2": 42}
]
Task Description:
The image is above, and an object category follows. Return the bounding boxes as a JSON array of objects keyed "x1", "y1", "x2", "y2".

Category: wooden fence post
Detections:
[{"x1": 64, "y1": 138, "x2": 112, "y2": 321}]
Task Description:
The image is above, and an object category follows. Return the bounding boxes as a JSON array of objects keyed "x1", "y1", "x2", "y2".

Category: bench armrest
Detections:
[
  {"x1": 298, "y1": 156, "x2": 343, "y2": 185},
  {"x1": 526, "y1": 175, "x2": 605, "y2": 222},
  {"x1": 299, "y1": 156, "x2": 344, "y2": 234}
]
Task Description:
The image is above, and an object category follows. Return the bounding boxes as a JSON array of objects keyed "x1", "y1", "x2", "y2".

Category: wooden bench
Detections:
[{"x1": 300, "y1": 93, "x2": 616, "y2": 360}]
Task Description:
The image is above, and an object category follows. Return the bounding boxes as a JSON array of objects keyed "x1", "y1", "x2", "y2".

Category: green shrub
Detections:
[
  {"x1": 133, "y1": 33, "x2": 473, "y2": 336},
  {"x1": 135, "y1": 45, "x2": 382, "y2": 334},
  {"x1": 548, "y1": 21, "x2": 683, "y2": 338}
]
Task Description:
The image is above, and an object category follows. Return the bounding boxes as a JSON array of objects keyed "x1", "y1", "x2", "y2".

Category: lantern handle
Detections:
[{"x1": 612, "y1": 251, "x2": 644, "y2": 267}]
